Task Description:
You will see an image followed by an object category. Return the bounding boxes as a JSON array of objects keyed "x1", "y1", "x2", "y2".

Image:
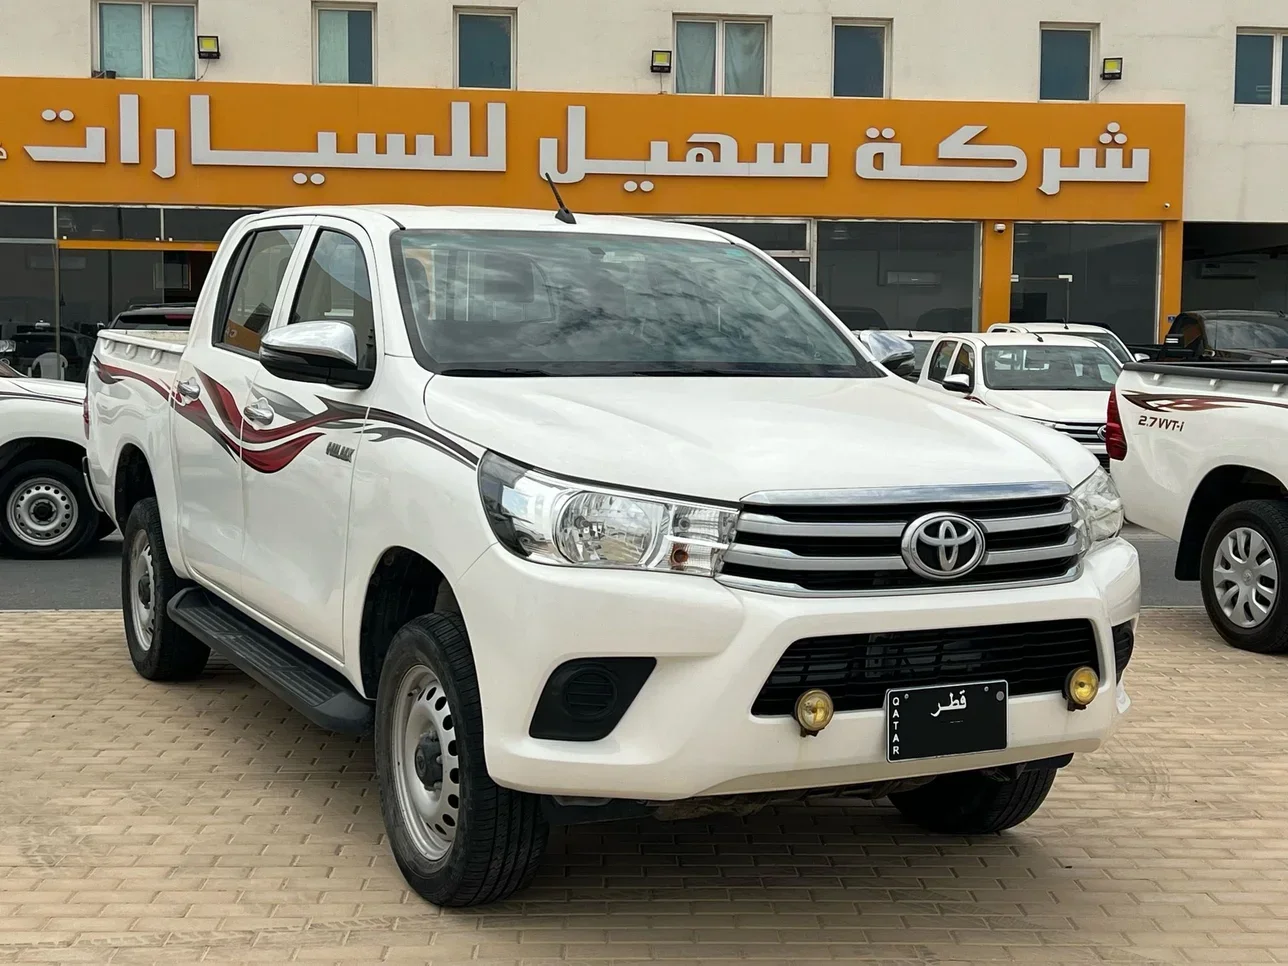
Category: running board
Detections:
[{"x1": 167, "y1": 587, "x2": 373, "y2": 735}]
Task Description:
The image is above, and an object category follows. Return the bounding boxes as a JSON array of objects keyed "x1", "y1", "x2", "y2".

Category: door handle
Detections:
[
  {"x1": 175, "y1": 377, "x2": 200, "y2": 400},
  {"x1": 242, "y1": 399, "x2": 274, "y2": 425}
]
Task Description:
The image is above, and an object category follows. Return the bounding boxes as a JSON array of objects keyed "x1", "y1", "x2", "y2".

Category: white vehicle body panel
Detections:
[{"x1": 86, "y1": 204, "x2": 1140, "y2": 801}]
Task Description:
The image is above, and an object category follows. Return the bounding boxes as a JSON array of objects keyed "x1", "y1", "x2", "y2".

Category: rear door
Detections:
[
  {"x1": 238, "y1": 219, "x2": 381, "y2": 656},
  {"x1": 171, "y1": 220, "x2": 308, "y2": 595}
]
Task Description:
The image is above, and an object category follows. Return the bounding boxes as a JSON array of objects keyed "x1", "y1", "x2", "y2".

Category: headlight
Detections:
[
  {"x1": 478, "y1": 452, "x2": 737, "y2": 575},
  {"x1": 1071, "y1": 468, "x2": 1123, "y2": 549}
]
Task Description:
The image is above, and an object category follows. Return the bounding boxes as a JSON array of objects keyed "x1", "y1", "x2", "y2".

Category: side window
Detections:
[
  {"x1": 216, "y1": 228, "x2": 301, "y2": 354},
  {"x1": 926, "y1": 340, "x2": 957, "y2": 382},
  {"x1": 951, "y1": 342, "x2": 976, "y2": 380},
  {"x1": 290, "y1": 230, "x2": 376, "y2": 371}
]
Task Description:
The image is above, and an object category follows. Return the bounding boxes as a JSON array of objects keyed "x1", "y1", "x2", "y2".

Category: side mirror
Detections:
[
  {"x1": 259, "y1": 321, "x2": 372, "y2": 389},
  {"x1": 942, "y1": 373, "x2": 972, "y2": 395}
]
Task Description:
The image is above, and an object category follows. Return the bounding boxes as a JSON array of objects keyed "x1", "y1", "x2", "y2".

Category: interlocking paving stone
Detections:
[{"x1": 0, "y1": 608, "x2": 1285, "y2": 964}]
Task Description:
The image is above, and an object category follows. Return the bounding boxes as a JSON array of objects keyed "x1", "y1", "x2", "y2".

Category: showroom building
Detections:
[{"x1": 1, "y1": 0, "x2": 1283, "y2": 379}]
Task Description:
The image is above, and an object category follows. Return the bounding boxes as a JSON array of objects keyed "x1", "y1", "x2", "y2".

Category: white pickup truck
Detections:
[
  {"x1": 1112, "y1": 360, "x2": 1288, "y2": 653},
  {"x1": 0, "y1": 371, "x2": 111, "y2": 557},
  {"x1": 87, "y1": 204, "x2": 1140, "y2": 907}
]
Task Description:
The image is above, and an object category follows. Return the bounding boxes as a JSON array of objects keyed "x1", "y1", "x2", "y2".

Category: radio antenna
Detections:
[{"x1": 543, "y1": 173, "x2": 577, "y2": 225}]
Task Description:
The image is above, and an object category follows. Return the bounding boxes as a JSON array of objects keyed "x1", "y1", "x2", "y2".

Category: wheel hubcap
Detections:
[
  {"x1": 5, "y1": 477, "x2": 78, "y2": 547},
  {"x1": 129, "y1": 530, "x2": 157, "y2": 651},
  {"x1": 391, "y1": 666, "x2": 462, "y2": 861},
  {"x1": 1213, "y1": 526, "x2": 1279, "y2": 629}
]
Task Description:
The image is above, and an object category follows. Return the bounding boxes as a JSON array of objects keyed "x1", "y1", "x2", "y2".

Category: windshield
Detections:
[
  {"x1": 982, "y1": 345, "x2": 1120, "y2": 391},
  {"x1": 1207, "y1": 317, "x2": 1288, "y2": 350},
  {"x1": 1077, "y1": 331, "x2": 1132, "y2": 363},
  {"x1": 392, "y1": 230, "x2": 874, "y2": 377}
]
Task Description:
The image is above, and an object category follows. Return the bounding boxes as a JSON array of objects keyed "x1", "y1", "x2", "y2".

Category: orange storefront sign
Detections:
[{"x1": 0, "y1": 78, "x2": 1184, "y2": 221}]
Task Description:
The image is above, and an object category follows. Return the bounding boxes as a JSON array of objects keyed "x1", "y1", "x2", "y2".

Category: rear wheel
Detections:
[
  {"x1": 375, "y1": 613, "x2": 548, "y2": 906},
  {"x1": 1200, "y1": 500, "x2": 1288, "y2": 654},
  {"x1": 889, "y1": 766, "x2": 1058, "y2": 834},
  {"x1": 121, "y1": 497, "x2": 209, "y2": 681},
  {"x1": 0, "y1": 459, "x2": 100, "y2": 559}
]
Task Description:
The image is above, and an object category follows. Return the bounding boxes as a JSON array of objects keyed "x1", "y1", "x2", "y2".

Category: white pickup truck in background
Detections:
[
  {"x1": 87, "y1": 204, "x2": 1139, "y2": 907},
  {"x1": 0, "y1": 371, "x2": 111, "y2": 557},
  {"x1": 1111, "y1": 360, "x2": 1288, "y2": 653}
]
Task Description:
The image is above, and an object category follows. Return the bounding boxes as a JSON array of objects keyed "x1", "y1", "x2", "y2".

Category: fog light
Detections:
[
  {"x1": 1064, "y1": 666, "x2": 1100, "y2": 711},
  {"x1": 794, "y1": 689, "x2": 834, "y2": 736}
]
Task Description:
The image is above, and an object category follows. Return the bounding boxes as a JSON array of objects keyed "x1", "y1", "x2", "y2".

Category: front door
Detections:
[
  {"x1": 238, "y1": 221, "x2": 380, "y2": 657},
  {"x1": 171, "y1": 223, "x2": 306, "y2": 595}
]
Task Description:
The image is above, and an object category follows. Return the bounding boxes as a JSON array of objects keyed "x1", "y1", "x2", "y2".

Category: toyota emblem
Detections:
[
  {"x1": 901, "y1": 512, "x2": 986, "y2": 580},
  {"x1": 1097, "y1": 425, "x2": 1108, "y2": 441}
]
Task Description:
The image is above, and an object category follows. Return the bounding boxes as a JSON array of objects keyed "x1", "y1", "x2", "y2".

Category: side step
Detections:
[{"x1": 168, "y1": 587, "x2": 373, "y2": 735}]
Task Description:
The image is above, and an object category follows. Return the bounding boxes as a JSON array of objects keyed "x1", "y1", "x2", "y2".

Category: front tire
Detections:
[
  {"x1": 0, "y1": 459, "x2": 100, "y2": 559},
  {"x1": 121, "y1": 497, "x2": 209, "y2": 681},
  {"x1": 888, "y1": 766, "x2": 1058, "y2": 834},
  {"x1": 375, "y1": 613, "x2": 548, "y2": 907},
  {"x1": 1200, "y1": 500, "x2": 1288, "y2": 654}
]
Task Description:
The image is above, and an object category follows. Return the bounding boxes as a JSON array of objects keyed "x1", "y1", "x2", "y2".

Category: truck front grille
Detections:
[
  {"x1": 1051, "y1": 421, "x2": 1106, "y2": 445},
  {"x1": 717, "y1": 483, "x2": 1080, "y2": 597},
  {"x1": 751, "y1": 619, "x2": 1101, "y2": 716}
]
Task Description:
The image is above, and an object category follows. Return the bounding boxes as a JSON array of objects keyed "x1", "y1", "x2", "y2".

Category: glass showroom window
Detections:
[
  {"x1": 674, "y1": 19, "x2": 767, "y2": 95},
  {"x1": 816, "y1": 222, "x2": 979, "y2": 332},
  {"x1": 315, "y1": 5, "x2": 374, "y2": 84},
  {"x1": 1011, "y1": 223, "x2": 1160, "y2": 346},
  {"x1": 456, "y1": 9, "x2": 514, "y2": 89},
  {"x1": 97, "y1": 2, "x2": 195, "y2": 79}
]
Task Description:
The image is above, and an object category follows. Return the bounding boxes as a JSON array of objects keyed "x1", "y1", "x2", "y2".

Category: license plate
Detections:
[{"x1": 886, "y1": 680, "x2": 1008, "y2": 763}]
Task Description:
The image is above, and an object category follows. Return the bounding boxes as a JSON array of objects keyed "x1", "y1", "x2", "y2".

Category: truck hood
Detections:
[
  {"x1": 425, "y1": 376, "x2": 1096, "y2": 502},
  {"x1": 984, "y1": 390, "x2": 1109, "y2": 424}
]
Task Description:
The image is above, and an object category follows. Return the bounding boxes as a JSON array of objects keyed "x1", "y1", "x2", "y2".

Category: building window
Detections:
[
  {"x1": 456, "y1": 9, "x2": 514, "y2": 89},
  {"x1": 1011, "y1": 223, "x2": 1160, "y2": 346},
  {"x1": 674, "y1": 19, "x2": 767, "y2": 95},
  {"x1": 1234, "y1": 31, "x2": 1288, "y2": 105},
  {"x1": 315, "y1": 5, "x2": 374, "y2": 85},
  {"x1": 97, "y1": 2, "x2": 195, "y2": 80},
  {"x1": 815, "y1": 222, "x2": 979, "y2": 333},
  {"x1": 833, "y1": 22, "x2": 887, "y2": 98},
  {"x1": 1039, "y1": 26, "x2": 1093, "y2": 101}
]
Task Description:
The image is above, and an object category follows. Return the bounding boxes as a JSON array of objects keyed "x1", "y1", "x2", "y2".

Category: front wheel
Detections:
[
  {"x1": 375, "y1": 613, "x2": 548, "y2": 907},
  {"x1": 0, "y1": 459, "x2": 100, "y2": 559},
  {"x1": 1200, "y1": 500, "x2": 1288, "y2": 654},
  {"x1": 888, "y1": 766, "x2": 1058, "y2": 834}
]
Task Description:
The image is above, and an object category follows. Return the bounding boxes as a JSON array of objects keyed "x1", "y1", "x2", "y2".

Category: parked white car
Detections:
[
  {"x1": 919, "y1": 332, "x2": 1122, "y2": 468},
  {"x1": 1112, "y1": 358, "x2": 1288, "y2": 653},
  {"x1": 0, "y1": 374, "x2": 111, "y2": 557},
  {"x1": 988, "y1": 322, "x2": 1137, "y2": 365},
  {"x1": 87, "y1": 205, "x2": 1139, "y2": 907}
]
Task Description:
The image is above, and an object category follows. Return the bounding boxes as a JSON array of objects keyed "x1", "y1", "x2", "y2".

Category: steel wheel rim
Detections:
[
  {"x1": 390, "y1": 664, "x2": 462, "y2": 861},
  {"x1": 5, "y1": 476, "x2": 78, "y2": 547},
  {"x1": 1213, "y1": 525, "x2": 1279, "y2": 629},
  {"x1": 129, "y1": 529, "x2": 157, "y2": 651}
]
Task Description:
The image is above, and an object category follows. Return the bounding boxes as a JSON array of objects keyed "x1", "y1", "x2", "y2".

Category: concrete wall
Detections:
[{"x1": 2, "y1": 0, "x2": 1287, "y2": 221}]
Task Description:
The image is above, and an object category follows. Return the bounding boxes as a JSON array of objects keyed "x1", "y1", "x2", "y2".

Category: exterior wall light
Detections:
[
  {"x1": 1101, "y1": 57, "x2": 1123, "y2": 81},
  {"x1": 651, "y1": 50, "x2": 672, "y2": 74},
  {"x1": 198, "y1": 36, "x2": 222, "y2": 60}
]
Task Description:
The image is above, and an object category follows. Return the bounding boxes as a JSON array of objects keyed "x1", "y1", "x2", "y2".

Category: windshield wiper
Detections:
[{"x1": 437, "y1": 366, "x2": 551, "y2": 377}]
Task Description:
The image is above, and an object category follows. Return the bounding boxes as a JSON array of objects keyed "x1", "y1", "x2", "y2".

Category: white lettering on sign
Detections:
[{"x1": 9, "y1": 94, "x2": 1156, "y2": 197}]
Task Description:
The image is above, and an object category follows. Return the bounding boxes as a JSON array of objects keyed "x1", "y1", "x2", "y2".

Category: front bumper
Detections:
[{"x1": 457, "y1": 538, "x2": 1140, "y2": 800}]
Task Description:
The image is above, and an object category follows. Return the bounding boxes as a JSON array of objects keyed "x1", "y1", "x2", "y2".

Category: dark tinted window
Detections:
[
  {"x1": 833, "y1": 23, "x2": 885, "y2": 97},
  {"x1": 291, "y1": 230, "x2": 376, "y2": 370},
  {"x1": 164, "y1": 208, "x2": 261, "y2": 242},
  {"x1": 0, "y1": 206, "x2": 54, "y2": 239},
  {"x1": 57, "y1": 206, "x2": 160, "y2": 241},
  {"x1": 216, "y1": 229, "x2": 301, "y2": 353},
  {"x1": 1040, "y1": 28, "x2": 1091, "y2": 101},
  {"x1": 927, "y1": 340, "x2": 956, "y2": 382},
  {"x1": 457, "y1": 12, "x2": 513, "y2": 89},
  {"x1": 683, "y1": 221, "x2": 808, "y2": 251},
  {"x1": 1236, "y1": 34, "x2": 1274, "y2": 105},
  {"x1": 1206, "y1": 316, "x2": 1288, "y2": 350}
]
